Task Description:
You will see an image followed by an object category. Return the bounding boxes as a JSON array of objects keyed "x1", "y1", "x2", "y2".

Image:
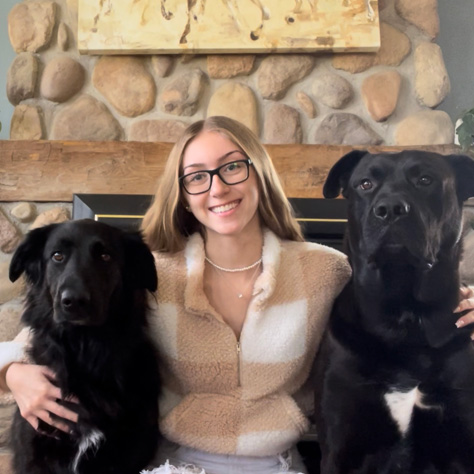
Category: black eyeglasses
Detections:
[{"x1": 179, "y1": 156, "x2": 253, "y2": 195}]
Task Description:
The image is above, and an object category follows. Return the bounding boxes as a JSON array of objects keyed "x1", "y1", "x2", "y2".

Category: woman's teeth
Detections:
[{"x1": 212, "y1": 201, "x2": 239, "y2": 213}]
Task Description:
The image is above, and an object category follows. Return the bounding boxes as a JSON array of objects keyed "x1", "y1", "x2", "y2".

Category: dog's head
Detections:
[
  {"x1": 323, "y1": 150, "x2": 474, "y2": 270},
  {"x1": 9, "y1": 219, "x2": 157, "y2": 327}
]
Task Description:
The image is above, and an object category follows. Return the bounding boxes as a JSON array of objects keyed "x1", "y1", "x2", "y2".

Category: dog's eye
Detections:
[
  {"x1": 52, "y1": 252, "x2": 64, "y2": 262},
  {"x1": 360, "y1": 179, "x2": 373, "y2": 190},
  {"x1": 101, "y1": 253, "x2": 111, "y2": 262},
  {"x1": 418, "y1": 176, "x2": 432, "y2": 186}
]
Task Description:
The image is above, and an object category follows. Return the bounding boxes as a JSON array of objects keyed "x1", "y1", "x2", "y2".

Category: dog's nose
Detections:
[
  {"x1": 373, "y1": 199, "x2": 410, "y2": 222},
  {"x1": 60, "y1": 289, "x2": 89, "y2": 312}
]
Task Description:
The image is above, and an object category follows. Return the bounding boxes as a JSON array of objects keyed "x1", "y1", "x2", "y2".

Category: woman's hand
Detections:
[
  {"x1": 455, "y1": 286, "x2": 474, "y2": 338},
  {"x1": 5, "y1": 363, "x2": 79, "y2": 433}
]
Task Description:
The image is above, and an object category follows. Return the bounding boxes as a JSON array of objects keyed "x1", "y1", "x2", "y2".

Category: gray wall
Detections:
[
  {"x1": 0, "y1": 0, "x2": 16, "y2": 139},
  {"x1": 0, "y1": 1, "x2": 473, "y2": 139},
  {"x1": 436, "y1": 0, "x2": 474, "y2": 122}
]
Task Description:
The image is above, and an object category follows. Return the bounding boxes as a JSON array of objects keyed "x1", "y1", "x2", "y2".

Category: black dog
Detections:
[
  {"x1": 315, "y1": 150, "x2": 474, "y2": 473},
  {"x1": 9, "y1": 219, "x2": 160, "y2": 474}
]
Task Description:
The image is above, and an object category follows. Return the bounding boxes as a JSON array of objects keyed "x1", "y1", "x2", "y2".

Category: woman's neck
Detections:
[{"x1": 204, "y1": 227, "x2": 264, "y2": 270}]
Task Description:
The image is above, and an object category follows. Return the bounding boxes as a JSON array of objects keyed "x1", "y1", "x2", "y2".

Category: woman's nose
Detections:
[{"x1": 209, "y1": 174, "x2": 229, "y2": 195}]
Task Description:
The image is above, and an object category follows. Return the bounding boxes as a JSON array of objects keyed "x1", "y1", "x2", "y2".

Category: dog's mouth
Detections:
[
  {"x1": 53, "y1": 301, "x2": 108, "y2": 327},
  {"x1": 53, "y1": 310, "x2": 101, "y2": 327},
  {"x1": 364, "y1": 228, "x2": 437, "y2": 271}
]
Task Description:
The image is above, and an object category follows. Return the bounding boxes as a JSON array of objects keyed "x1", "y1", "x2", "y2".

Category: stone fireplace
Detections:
[{"x1": 0, "y1": 0, "x2": 471, "y2": 469}]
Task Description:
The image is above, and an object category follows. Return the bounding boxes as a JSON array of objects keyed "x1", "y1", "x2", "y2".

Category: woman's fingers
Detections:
[
  {"x1": 34, "y1": 409, "x2": 73, "y2": 434},
  {"x1": 6, "y1": 363, "x2": 80, "y2": 433},
  {"x1": 45, "y1": 398, "x2": 79, "y2": 424},
  {"x1": 455, "y1": 310, "x2": 474, "y2": 329},
  {"x1": 455, "y1": 287, "x2": 474, "y2": 338},
  {"x1": 454, "y1": 298, "x2": 474, "y2": 314},
  {"x1": 459, "y1": 285, "x2": 474, "y2": 300}
]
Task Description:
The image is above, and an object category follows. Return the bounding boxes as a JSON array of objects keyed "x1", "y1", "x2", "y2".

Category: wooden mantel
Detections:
[{"x1": 0, "y1": 140, "x2": 461, "y2": 202}]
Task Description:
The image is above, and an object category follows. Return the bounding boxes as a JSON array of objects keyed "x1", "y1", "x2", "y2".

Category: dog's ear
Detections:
[
  {"x1": 323, "y1": 150, "x2": 368, "y2": 199},
  {"x1": 444, "y1": 154, "x2": 474, "y2": 202},
  {"x1": 123, "y1": 233, "x2": 158, "y2": 292},
  {"x1": 9, "y1": 224, "x2": 57, "y2": 284}
]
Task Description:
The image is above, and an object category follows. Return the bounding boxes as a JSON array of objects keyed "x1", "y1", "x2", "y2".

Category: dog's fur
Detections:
[
  {"x1": 9, "y1": 219, "x2": 160, "y2": 474},
  {"x1": 315, "y1": 150, "x2": 474, "y2": 473}
]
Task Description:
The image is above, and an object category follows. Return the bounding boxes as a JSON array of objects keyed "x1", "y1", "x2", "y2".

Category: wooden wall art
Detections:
[{"x1": 78, "y1": 0, "x2": 380, "y2": 54}]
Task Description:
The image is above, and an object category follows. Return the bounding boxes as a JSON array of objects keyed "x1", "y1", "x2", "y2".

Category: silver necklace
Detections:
[
  {"x1": 210, "y1": 261, "x2": 262, "y2": 299},
  {"x1": 205, "y1": 256, "x2": 262, "y2": 273}
]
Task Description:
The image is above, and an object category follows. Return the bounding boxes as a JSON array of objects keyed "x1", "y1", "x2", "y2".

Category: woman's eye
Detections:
[
  {"x1": 52, "y1": 252, "x2": 64, "y2": 262},
  {"x1": 101, "y1": 253, "x2": 111, "y2": 262},
  {"x1": 225, "y1": 162, "x2": 239, "y2": 171},
  {"x1": 360, "y1": 179, "x2": 373, "y2": 190},
  {"x1": 418, "y1": 176, "x2": 432, "y2": 186},
  {"x1": 190, "y1": 173, "x2": 206, "y2": 182}
]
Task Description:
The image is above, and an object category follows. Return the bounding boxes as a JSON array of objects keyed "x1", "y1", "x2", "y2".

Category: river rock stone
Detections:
[
  {"x1": 207, "y1": 82, "x2": 259, "y2": 136},
  {"x1": 7, "y1": 53, "x2": 38, "y2": 105},
  {"x1": 332, "y1": 23, "x2": 410, "y2": 73},
  {"x1": 314, "y1": 113, "x2": 383, "y2": 145},
  {"x1": 0, "y1": 209, "x2": 21, "y2": 254},
  {"x1": 0, "y1": 303, "x2": 23, "y2": 342},
  {"x1": 51, "y1": 95, "x2": 123, "y2": 141},
  {"x1": 207, "y1": 55, "x2": 255, "y2": 79},
  {"x1": 395, "y1": 0, "x2": 439, "y2": 39},
  {"x1": 57, "y1": 22, "x2": 69, "y2": 51},
  {"x1": 264, "y1": 104, "x2": 302, "y2": 144},
  {"x1": 296, "y1": 91, "x2": 316, "y2": 119},
  {"x1": 30, "y1": 207, "x2": 70, "y2": 230},
  {"x1": 11, "y1": 203, "x2": 37, "y2": 223},
  {"x1": 161, "y1": 69, "x2": 207, "y2": 116},
  {"x1": 257, "y1": 55, "x2": 315, "y2": 100},
  {"x1": 414, "y1": 42, "x2": 450, "y2": 108},
  {"x1": 151, "y1": 56, "x2": 174, "y2": 78},
  {"x1": 8, "y1": 2, "x2": 57, "y2": 53},
  {"x1": 361, "y1": 70, "x2": 402, "y2": 122},
  {"x1": 312, "y1": 73, "x2": 353, "y2": 109},
  {"x1": 373, "y1": 23, "x2": 412, "y2": 67},
  {"x1": 394, "y1": 110, "x2": 454, "y2": 145},
  {"x1": 40, "y1": 56, "x2": 85, "y2": 103},
  {"x1": 332, "y1": 52, "x2": 376, "y2": 74},
  {"x1": 93, "y1": 56, "x2": 156, "y2": 117},
  {"x1": 10, "y1": 105, "x2": 44, "y2": 140},
  {"x1": 129, "y1": 120, "x2": 187, "y2": 142},
  {"x1": 0, "y1": 260, "x2": 25, "y2": 306}
]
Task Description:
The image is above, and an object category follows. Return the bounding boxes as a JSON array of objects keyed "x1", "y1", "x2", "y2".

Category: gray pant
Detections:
[{"x1": 150, "y1": 439, "x2": 308, "y2": 474}]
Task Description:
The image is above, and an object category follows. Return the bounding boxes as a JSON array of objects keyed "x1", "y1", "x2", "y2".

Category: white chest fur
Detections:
[{"x1": 384, "y1": 387, "x2": 437, "y2": 436}]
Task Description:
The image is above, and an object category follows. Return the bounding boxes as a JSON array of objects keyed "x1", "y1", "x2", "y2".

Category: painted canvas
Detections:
[{"x1": 78, "y1": 0, "x2": 380, "y2": 54}]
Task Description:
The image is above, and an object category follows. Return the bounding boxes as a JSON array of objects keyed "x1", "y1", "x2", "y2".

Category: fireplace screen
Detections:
[{"x1": 73, "y1": 194, "x2": 348, "y2": 251}]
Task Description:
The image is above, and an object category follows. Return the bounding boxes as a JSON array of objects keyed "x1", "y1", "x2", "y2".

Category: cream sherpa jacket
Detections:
[{"x1": 149, "y1": 229, "x2": 351, "y2": 457}]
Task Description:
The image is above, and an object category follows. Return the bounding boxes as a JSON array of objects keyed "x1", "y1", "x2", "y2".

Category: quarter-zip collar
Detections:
[{"x1": 183, "y1": 230, "x2": 282, "y2": 316}]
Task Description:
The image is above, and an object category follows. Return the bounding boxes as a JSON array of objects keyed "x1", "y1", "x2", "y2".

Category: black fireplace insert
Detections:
[{"x1": 73, "y1": 194, "x2": 348, "y2": 251}]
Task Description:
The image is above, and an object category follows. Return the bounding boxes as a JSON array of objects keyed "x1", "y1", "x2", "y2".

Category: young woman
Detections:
[{"x1": 2, "y1": 116, "x2": 474, "y2": 474}]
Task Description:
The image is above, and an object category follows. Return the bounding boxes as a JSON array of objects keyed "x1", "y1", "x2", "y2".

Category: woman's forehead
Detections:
[{"x1": 182, "y1": 131, "x2": 242, "y2": 169}]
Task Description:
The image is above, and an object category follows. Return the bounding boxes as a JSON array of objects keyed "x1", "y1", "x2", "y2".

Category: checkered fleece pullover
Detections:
[{"x1": 149, "y1": 229, "x2": 351, "y2": 457}]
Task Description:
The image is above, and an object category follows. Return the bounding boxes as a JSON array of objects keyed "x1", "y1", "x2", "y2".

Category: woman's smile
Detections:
[{"x1": 209, "y1": 199, "x2": 241, "y2": 215}]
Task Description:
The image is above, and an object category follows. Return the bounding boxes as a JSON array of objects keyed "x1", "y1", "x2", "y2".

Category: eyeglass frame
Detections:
[{"x1": 179, "y1": 157, "x2": 253, "y2": 195}]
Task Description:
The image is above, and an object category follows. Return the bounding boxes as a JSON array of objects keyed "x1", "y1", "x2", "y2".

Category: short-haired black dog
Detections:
[
  {"x1": 9, "y1": 219, "x2": 160, "y2": 474},
  {"x1": 316, "y1": 150, "x2": 474, "y2": 473}
]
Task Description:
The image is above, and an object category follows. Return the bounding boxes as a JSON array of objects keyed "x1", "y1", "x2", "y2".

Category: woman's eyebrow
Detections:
[{"x1": 182, "y1": 150, "x2": 243, "y2": 172}]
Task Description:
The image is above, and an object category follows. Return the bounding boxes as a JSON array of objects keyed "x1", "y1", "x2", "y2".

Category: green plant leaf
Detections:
[{"x1": 456, "y1": 110, "x2": 474, "y2": 151}]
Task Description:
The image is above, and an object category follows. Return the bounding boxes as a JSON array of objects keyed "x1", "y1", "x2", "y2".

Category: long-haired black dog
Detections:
[
  {"x1": 316, "y1": 151, "x2": 474, "y2": 473},
  {"x1": 9, "y1": 219, "x2": 160, "y2": 474}
]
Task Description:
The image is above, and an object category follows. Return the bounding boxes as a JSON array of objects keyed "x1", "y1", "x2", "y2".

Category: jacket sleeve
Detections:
[{"x1": 0, "y1": 327, "x2": 31, "y2": 400}]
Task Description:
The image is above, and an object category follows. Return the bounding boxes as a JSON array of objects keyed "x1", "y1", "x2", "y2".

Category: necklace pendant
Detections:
[{"x1": 238, "y1": 293, "x2": 243, "y2": 299}]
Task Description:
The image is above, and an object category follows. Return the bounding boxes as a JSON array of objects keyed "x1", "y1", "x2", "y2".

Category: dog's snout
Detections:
[
  {"x1": 373, "y1": 199, "x2": 410, "y2": 222},
  {"x1": 60, "y1": 288, "x2": 90, "y2": 312}
]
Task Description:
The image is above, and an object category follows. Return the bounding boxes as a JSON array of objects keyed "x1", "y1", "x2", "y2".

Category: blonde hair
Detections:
[{"x1": 141, "y1": 116, "x2": 304, "y2": 252}]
